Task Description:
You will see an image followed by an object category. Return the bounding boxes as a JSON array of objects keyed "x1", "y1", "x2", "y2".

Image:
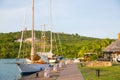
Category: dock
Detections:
[
  {"x1": 57, "y1": 63, "x2": 84, "y2": 80},
  {"x1": 19, "y1": 62, "x2": 84, "y2": 80}
]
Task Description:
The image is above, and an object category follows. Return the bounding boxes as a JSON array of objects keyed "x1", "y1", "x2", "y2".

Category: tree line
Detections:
[{"x1": 0, "y1": 31, "x2": 114, "y2": 60}]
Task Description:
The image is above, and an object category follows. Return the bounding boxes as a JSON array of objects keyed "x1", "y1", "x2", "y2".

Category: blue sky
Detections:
[{"x1": 0, "y1": 0, "x2": 120, "y2": 39}]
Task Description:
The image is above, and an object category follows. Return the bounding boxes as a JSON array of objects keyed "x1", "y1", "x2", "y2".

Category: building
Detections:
[
  {"x1": 24, "y1": 37, "x2": 39, "y2": 42},
  {"x1": 15, "y1": 37, "x2": 39, "y2": 43},
  {"x1": 103, "y1": 33, "x2": 120, "y2": 62}
]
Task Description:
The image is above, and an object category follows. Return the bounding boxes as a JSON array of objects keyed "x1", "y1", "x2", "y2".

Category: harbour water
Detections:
[{"x1": 0, "y1": 59, "x2": 25, "y2": 80}]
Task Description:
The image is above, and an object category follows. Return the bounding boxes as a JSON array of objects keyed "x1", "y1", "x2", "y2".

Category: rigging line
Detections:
[
  {"x1": 43, "y1": 24, "x2": 46, "y2": 52},
  {"x1": 40, "y1": 24, "x2": 46, "y2": 52},
  {"x1": 17, "y1": 28, "x2": 24, "y2": 59},
  {"x1": 17, "y1": 9, "x2": 27, "y2": 59},
  {"x1": 53, "y1": 32, "x2": 59, "y2": 55},
  {"x1": 49, "y1": 0, "x2": 53, "y2": 53},
  {"x1": 57, "y1": 33, "x2": 63, "y2": 56}
]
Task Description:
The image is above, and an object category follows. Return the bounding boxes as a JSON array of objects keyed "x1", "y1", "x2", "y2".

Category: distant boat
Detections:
[
  {"x1": 17, "y1": 0, "x2": 50, "y2": 76},
  {"x1": 36, "y1": 0, "x2": 58, "y2": 63},
  {"x1": 36, "y1": 25, "x2": 57, "y2": 63}
]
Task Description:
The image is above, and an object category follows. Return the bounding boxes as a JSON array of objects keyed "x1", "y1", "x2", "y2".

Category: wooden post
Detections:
[{"x1": 35, "y1": 72, "x2": 39, "y2": 78}]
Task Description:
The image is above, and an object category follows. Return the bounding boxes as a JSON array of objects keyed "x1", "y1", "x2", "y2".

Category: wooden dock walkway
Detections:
[
  {"x1": 57, "y1": 63, "x2": 84, "y2": 80},
  {"x1": 19, "y1": 63, "x2": 84, "y2": 80}
]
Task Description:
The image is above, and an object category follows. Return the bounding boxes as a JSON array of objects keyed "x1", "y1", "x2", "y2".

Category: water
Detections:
[{"x1": 0, "y1": 59, "x2": 25, "y2": 80}]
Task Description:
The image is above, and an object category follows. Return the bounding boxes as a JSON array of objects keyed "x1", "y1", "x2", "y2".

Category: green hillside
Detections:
[{"x1": 0, "y1": 31, "x2": 114, "y2": 59}]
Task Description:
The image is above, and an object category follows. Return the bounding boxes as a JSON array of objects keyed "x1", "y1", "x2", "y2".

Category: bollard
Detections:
[
  {"x1": 59, "y1": 62, "x2": 63, "y2": 68},
  {"x1": 44, "y1": 67, "x2": 51, "y2": 78},
  {"x1": 96, "y1": 69, "x2": 100, "y2": 77},
  {"x1": 65, "y1": 60, "x2": 68, "y2": 65},
  {"x1": 53, "y1": 64, "x2": 58, "y2": 72},
  {"x1": 62, "y1": 62, "x2": 65, "y2": 67}
]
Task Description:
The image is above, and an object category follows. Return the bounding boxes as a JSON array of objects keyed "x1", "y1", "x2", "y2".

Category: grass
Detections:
[{"x1": 78, "y1": 63, "x2": 120, "y2": 80}]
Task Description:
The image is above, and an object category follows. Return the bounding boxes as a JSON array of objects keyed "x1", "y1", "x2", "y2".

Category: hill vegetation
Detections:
[{"x1": 0, "y1": 31, "x2": 114, "y2": 59}]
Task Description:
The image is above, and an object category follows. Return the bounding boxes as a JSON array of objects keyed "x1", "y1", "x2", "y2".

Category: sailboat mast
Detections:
[
  {"x1": 31, "y1": 0, "x2": 35, "y2": 61},
  {"x1": 43, "y1": 24, "x2": 46, "y2": 52},
  {"x1": 17, "y1": 10, "x2": 27, "y2": 59},
  {"x1": 50, "y1": 0, "x2": 53, "y2": 53},
  {"x1": 41, "y1": 24, "x2": 46, "y2": 52}
]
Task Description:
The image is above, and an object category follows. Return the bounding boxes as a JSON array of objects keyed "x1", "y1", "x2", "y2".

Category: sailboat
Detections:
[
  {"x1": 17, "y1": 0, "x2": 50, "y2": 76},
  {"x1": 36, "y1": 25, "x2": 57, "y2": 63},
  {"x1": 36, "y1": 0, "x2": 58, "y2": 63}
]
